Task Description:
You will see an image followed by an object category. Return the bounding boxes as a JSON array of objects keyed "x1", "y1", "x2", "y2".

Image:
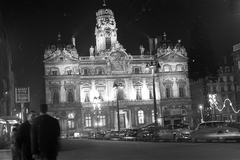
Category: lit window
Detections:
[
  {"x1": 151, "y1": 110, "x2": 154, "y2": 123},
  {"x1": 138, "y1": 110, "x2": 144, "y2": 124},
  {"x1": 68, "y1": 120, "x2": 75, "y2": 129},
  {"x1": 85, "y1": 114, "x2": 91, "y2": 127},
  {"x1": 164, "y1": 65, "x2": 171, "y2": 72},
  {"x1": 176, "y1": 65, "x2": 183, "y2": 71},
  {"x1": 99, "y1": 115, "x2": 106, "y2": 127}
]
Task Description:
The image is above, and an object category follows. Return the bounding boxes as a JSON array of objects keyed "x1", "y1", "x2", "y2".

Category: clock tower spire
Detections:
[{"x1": 95, "y1": 6, "x2": 117, "y2": 53}]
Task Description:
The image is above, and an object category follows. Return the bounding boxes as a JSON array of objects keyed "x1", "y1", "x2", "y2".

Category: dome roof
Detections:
[{"x1": 96, "y1": 8, "x2": 114, "y2": 17}]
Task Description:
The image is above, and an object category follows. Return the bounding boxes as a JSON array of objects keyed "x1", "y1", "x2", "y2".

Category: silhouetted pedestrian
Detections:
[
  {"x1": 16, "y1": 111, "x2": 36, "y2": 160},
  {"x1": 31, "y1": 104, "x2": 60, "y2": 160},
  {"x1": 10, "y1": 123, "x2": 21, "y2": 160}
]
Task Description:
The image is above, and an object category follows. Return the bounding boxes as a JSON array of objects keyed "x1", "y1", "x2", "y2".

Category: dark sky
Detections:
[{"x1": 1, "y1": 0, "x2": 240, "y2": 110}]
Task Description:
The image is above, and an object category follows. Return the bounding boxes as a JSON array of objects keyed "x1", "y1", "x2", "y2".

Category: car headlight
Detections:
[{"x1": 223, "y1": 129, "x2": 230, "y2": 133}]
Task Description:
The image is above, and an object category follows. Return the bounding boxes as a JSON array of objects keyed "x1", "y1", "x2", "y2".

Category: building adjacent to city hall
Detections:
[{"x1": 43, "y1": 6, "x2": 192, "y2": 135}]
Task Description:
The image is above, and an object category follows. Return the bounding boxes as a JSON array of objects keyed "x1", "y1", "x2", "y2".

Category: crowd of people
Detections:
[{"x1": 10, "y1": 104, "x2": 61, "y2": 160}]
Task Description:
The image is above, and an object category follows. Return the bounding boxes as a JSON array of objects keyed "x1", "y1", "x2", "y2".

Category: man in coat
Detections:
[
  {"x1": 31, "y1": 104, "x2": 60, "y2": 160},
  {"x1": 16, "y1": 111, "x2": 36, "y2": 160}
]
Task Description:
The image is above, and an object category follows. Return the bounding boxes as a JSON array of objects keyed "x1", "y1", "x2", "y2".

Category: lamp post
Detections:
[
  {"x1": 113, "y1": 83, "x2": 122, "y2": 137},
  {"x1": 147, "y1": 60, "x2": 161, "y2": 127},
  {"x1": 93, "y1": 96, "x2": 101, "y2": 131},
  {"x1": 199, "y1": 105, "x2": 204, "y2": 123}
]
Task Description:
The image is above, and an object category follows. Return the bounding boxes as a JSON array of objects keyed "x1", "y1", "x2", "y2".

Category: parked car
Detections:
[
  {"x1": 189, "y1": 121, "x2": 240, "y2": 143},
  {"x1": 103, "y1": 130, "x2": 119, "y2": 140},
  {"x1": 123, "y1": 128, "x2": 140, "y2": 141},
  {"x1": 136, "y1": 123, "x2": 163, "y2": 141},
  {"x1": 157, "y1": 123, "x2": 192, "y2": 142}
]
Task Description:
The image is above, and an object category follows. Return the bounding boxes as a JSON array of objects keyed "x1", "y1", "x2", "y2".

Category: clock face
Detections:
[{"x1": 105, "y1": 17, "x2": 109, "y2": 23}]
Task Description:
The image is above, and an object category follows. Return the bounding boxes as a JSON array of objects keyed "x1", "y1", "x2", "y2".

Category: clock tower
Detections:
[{"x1": 95, "y1": 4, "x2": 117, "y2": 52}]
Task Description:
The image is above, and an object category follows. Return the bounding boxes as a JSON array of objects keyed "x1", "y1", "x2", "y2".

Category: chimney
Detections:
[{"x1": 72, "y1": 37, "x2": 76, "y2": 46}]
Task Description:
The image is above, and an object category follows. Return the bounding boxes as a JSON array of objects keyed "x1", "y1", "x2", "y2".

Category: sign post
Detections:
[{"x1": 15, "y1": 87, "x2": 30, "y2": 123}]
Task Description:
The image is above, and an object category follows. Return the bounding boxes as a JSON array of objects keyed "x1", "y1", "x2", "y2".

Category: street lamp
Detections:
[
  {"x1": 93, "y1": 96, "x2": 101, "y2": 131},
  {"x1": 146, "y1": 60, "x2": 161, "y2": 126},
  {"x1": 113, "y1": 82, "x2": 123, "y2": 137},
  {"x1": 199, "y1": 105, "x2": 204, "y2": 123}
]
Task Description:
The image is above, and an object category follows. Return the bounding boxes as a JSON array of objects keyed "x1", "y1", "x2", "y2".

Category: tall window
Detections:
[
  {"x1": 136, "y1": 87, "x2": 142, "y2": 100},
  {"x1": 138, "y1": 110, "x2": 144, "y2": 124},
  {"x1": 149, "y1": 88, "x2": 153, "y2": 99},
  {"x1": 166, "y1": 85, "x2": 172, "y2": 98},
  {"x1": 68, "y1": 113, "x2": 75, "y2": 129},
  {"x1": 97, "y1": 87, "x2": 105, "y2": 101},
  {"x1": 83, "y1": 69, "x2": 88, "y2": 75},
  {"x1": 67, "y1": 89, "x2": 74, "y2": 103},
  {"x1": 85, "y1": 114, "x2": 91, "y2": 127},
  {"x1": 68, "y1": 120, "x2": 75, "y2": 129},
  {"x1": 106, "y1": 37, "x2": 111, "y2": 49},
  {"x1": 52, "y1": 88, "x2": 59, "y2": 104},
  {"x1": 84, "y1": 90, "x2": 90, "y2": 102},
  {"x1": 179, "y1": 85, "x2": 185, "y2": 98},
  {"x1": 99, "y1": 115, "x2": 106, "y2": 127},
  {"x1": 151, "y1": 110, "x2": 154, "y2": 123}
]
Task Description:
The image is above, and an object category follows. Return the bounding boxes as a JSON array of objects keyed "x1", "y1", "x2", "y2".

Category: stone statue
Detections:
[
  {"x1": 89, "y1": 45, "x2": 94, "y2": 56},
  {"x1": 139, "y1": 45, "x2": 145, "y2": 55}
]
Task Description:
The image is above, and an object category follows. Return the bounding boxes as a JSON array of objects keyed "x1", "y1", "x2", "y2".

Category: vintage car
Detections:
[
  {"x1": 136, "y1": 124, "x2": 163, "y2": 141},
  {"x1": 157, "y1": 123, "x2": 192, "y2": 142},
  {"x1": 189, "y1": 121, "x2": 240, "y2": 143},
  {"x1": 122, "y1": 128, "x2": 140, "y2": 141}
]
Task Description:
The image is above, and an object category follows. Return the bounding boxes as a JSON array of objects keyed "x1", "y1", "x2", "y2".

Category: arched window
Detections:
[
  {"x1": 163, "y1": 65, "x2": 171, "y2": 72},
  {"x1": 176, "y1": 64, "x2": 184, "y2": 71},
  {"x1": 85, "y1": 114, "x2": 92, "y2": 127},
  {"x1": 138, "y1": 110, "x2": 144, "y2": 124}
]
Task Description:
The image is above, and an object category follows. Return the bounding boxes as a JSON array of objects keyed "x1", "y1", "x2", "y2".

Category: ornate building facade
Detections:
[
  {"x1": 190, "y1": 56, "x2": 239, "y2": 125},
  {"x1": 43, "y1": 7, "x2": 192, "y2": 135}
]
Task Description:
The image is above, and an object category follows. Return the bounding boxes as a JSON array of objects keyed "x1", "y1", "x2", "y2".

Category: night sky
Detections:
[{"x1": 1, "y1": 0, "x2": 240, "y2": 111}]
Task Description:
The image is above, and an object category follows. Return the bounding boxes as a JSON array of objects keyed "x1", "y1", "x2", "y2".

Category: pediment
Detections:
[{"x1": 44, "y1": 51, "x2": 78, "y2": 63}]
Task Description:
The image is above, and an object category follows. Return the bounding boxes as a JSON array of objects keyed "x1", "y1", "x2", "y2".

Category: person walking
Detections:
[
  {"x1": 10, "y1": 123, "x2": 21, "y2": 160},
  {"x1": 16, "y1": 111, "x2": 36, "y2": 160},
  {"x1": 31, "y1": 104, "x2": 60, "y2": 160}
]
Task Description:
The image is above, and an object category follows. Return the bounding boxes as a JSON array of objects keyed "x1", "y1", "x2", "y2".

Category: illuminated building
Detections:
[
  {"x1": 43, "y1": 6, "x2": 192, "y2": 135},
  {"x1": 191, "y1": 55, "x2": 240, "y2": 124}
]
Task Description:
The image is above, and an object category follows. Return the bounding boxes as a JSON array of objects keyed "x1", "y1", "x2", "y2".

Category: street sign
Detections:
[{"x1": 15, "y1": 87, "x2": 30, "y2": 103}]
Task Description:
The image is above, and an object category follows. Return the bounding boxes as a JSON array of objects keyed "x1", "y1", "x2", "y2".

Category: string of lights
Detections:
[{"x1": 208, "y1": 94, "x2": 240, "y2": 114}]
